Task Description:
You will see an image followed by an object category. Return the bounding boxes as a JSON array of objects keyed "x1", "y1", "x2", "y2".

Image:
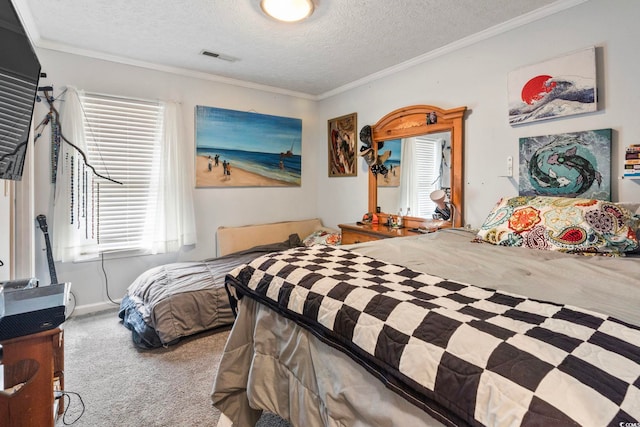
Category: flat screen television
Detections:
[{"x1": 0, "y1": 0, "x2": 41, "y2": 181}]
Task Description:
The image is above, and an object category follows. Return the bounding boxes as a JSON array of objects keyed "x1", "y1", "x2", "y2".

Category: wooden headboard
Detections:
[{"x1": 217, "y1": 218, "x2": 325, "y2": 256}]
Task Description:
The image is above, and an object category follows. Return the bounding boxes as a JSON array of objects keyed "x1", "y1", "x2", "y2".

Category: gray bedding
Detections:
[
  {"x1": 119, "y1": 235, "x2": 304, "y2": 348},
  {"x1": 212, "y1": 229, "x2": 640, "y2": 426}
]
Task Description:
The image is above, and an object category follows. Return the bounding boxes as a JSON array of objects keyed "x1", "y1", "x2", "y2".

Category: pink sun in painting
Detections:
[{"x1": 521, "y1": 75, "x2": 556, "y2": 105}]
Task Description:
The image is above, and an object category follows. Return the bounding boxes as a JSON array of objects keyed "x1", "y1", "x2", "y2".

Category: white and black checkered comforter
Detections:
[{"x1": 226, "y1": 245, "x2": 640, "y2": 426}]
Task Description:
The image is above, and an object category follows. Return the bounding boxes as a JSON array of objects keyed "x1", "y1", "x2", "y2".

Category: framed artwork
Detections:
[
  {"x1": 508, "y1": 47, "x2": 596, "y2": 126},
  {"x1": 328, "y1": 113, "x2": 357, "y2": 177},
  {"x1": 518, "y1": 128, "x2": 611, "y2": 200},
  {"x1": 195, "y1": 106, "x2": 302, "y2": 188},
  {"x1": 377, "y1": 139, "x2": 401, "y2": 187}
]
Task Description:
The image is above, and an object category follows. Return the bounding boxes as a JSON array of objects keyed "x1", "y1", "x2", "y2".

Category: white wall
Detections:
[
  {"x1": 316, "y1": 0, "x2": 640, "y2": 229},
  {"x1": 31, "y1": 50, "x2": 319, "y2": 313},
  {"x1": 0, "y1": 181, "x2": 11, "y2": 281},
  {"x1": 26, "y1": 0, "x2": 640, "y2": 314}
]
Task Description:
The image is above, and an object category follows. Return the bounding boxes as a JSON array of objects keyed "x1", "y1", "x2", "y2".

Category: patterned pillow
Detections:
[
  {"x1": 303, "y1": 230, "x2": 342, "y2": 246},
  {"x1": 476, "y1": 196, "x2": 640, "y2": 255}
]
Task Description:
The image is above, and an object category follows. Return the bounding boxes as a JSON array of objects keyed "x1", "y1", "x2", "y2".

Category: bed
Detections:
[
  {"x1": 212, "y1": 196, "x2": 640, "y2": 426},
  {"x1": 118, "y1": 218, "x2": 339, "y2": 349}
]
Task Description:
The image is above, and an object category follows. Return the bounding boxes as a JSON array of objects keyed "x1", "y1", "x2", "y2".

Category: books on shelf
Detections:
[{"x1": 624, "y1": 145, "x2": 640, "y2": 177}]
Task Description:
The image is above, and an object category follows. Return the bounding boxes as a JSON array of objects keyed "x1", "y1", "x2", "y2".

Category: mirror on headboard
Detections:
[{"x1": 368, "y1": 105, "x2": 467, "y2": 227}]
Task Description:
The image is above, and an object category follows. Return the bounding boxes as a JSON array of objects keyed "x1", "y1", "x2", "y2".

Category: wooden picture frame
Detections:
[{"x1": 328, "y1": 113, "x2": 357, "y2": 177}]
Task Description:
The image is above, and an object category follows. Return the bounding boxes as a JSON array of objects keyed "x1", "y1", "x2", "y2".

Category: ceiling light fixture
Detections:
[{"x1": 260, "y1": 0, "x2": 314, "y2": 23}]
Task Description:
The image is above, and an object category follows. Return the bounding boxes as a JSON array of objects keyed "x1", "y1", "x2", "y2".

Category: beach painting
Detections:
[
  {"x1": 508, "y1": 47, "x2": 596, "y2": 126},
  {"x1": 519, "y1": 128, "x2": 611, "y2": 200},
  {"x1": 195, "y1": 106, "x2": 302, "y2": 187},
  {"x1": 377, "y1": 139, "x2": 401, "y2": 187}
]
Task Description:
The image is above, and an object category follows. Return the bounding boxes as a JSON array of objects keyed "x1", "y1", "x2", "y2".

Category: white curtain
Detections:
[
  {"x1": 145, "y1": 101, "x2": 197, "y2": 254},
  {"x1": 399, "y1": 137, "x2": 418, "y2": 213},
  {"x1": 52, "y1": 87, "x2": 99, "y2": 262},
  {"x1": 438, "y1": 138, "x2": 449, "y2": 189},
  {"x1": 53, "y1": 93, "x2": 196, "y2": 260}
]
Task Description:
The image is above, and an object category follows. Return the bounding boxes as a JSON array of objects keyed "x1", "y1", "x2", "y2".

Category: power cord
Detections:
[
  {"x1": 55, "y1": 390, "x2": 85, "y2": 425},
  {"x1": 66, "y1": 291, "x2": 77, "y2": 317},
  {"x1": 100, "y1": 252, "x2": 119, "y2": 305}
]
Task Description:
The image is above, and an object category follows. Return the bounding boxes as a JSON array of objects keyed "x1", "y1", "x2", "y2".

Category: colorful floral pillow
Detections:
[
  {"x1": 476, "y1": 196, "x2": 640, "y2": 255},
  {"x1": 303, "y1": 229, "x2": 342, "y2": 246}
]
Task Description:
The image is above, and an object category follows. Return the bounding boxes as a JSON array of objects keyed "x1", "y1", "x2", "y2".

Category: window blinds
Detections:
[
  {"x1": 79, "y1": 92, "x2": 163, "y2": 252},
  {"x1": 414, "y1": 136, "x2": 441, "y2": 218}
]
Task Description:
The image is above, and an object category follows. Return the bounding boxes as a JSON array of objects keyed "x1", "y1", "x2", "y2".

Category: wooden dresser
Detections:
[{"x1": 339, "y1": 219, "x2": 450, "y2": 245}]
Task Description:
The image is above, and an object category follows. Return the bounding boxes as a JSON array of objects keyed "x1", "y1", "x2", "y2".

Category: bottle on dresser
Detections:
[{"x1": 397, "y1": 209, "x2": 403, "y2": 227}]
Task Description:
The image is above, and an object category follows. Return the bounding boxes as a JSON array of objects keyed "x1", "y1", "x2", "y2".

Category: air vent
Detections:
[{"x1": 200, "y1": 50, "x2": 238, "y2": 62}]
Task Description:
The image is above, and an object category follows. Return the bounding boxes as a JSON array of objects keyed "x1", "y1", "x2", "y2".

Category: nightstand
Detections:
[{"x1": 0, "y1": 328, "x2": 64, "y2": 427}]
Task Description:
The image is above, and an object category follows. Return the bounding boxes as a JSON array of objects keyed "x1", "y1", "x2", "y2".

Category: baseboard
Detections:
[{"x1": 69, "y1": 300, "x2": 121, "y2": 317}]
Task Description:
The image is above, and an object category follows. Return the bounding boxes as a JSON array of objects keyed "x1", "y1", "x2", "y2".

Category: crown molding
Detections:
[
  {"x1": 34, "y1": 39, "x2": 318, "y2": 100},
  {"x1": 12, "y1": 0, "x2": 587, "y2": 102},
  {"x1": 318, "y1": 0, "x2": 588, "y2": 100}
]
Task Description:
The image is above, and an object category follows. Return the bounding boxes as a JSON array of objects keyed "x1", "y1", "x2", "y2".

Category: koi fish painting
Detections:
[
  {"x1": 519, "y1": 129, "x2": 611, "y2": 200},
  {"x1": 508, "y1": 47, "x2": 597, "y2": 125}
]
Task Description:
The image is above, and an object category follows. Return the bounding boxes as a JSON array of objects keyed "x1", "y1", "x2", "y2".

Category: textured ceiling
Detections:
[{"x1": 14, "y1": 0, "x2": 582, "y2": 98}]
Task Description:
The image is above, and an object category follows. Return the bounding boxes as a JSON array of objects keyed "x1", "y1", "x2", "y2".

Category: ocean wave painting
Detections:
[
  {"x1": 508, "y1": 47, "x2": 596, "y2": 126},
  {"x1": 195, "y1": 106, "x2": 302, "y2": 188}
]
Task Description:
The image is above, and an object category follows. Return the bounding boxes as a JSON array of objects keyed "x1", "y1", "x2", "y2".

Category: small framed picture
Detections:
[{"x1": 328, "y1": 113, "x2": 358, "y2": 177}]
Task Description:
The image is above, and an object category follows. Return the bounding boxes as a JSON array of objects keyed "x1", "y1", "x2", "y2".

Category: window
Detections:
[
  {"x1": 413, "y1": 136, "x2": 442, "y2": 218},
  {"x1": 79, "y1": 92, "x2": 163, "y2": 252},
  {"x1": 53, "y1": 87, "x2": 195, "y2": 262}
]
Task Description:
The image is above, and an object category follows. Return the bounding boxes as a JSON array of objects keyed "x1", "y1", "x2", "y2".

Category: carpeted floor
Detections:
[{"x1": 56, "y1": 308, "x2": 291, "y2": 427}]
